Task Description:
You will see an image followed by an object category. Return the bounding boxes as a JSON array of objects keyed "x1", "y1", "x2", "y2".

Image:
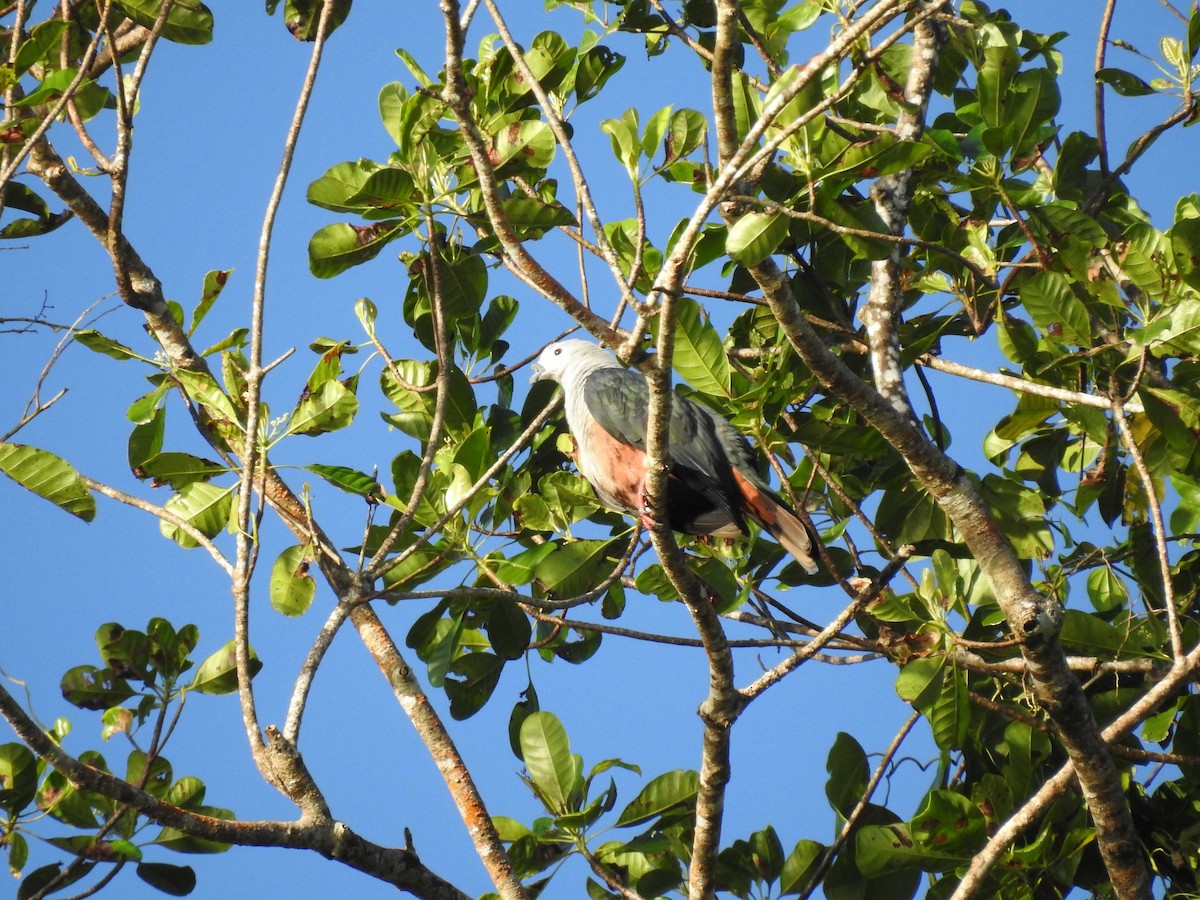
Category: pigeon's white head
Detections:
[{"x1": 530, "y1": 339, "x2": 619, "y2": 386}]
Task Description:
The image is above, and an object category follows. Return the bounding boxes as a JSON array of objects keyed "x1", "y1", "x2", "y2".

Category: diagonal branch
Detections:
[
  {"x1": 231, "y1": 0, "x2": 337, "y2": 815},
  {"x1": 739, "y1": 546, "x2": 913, "y2": 702},
  {"x1": 349, "y1": 603, "x2": 528, "y2": 899},
  {"x1": 644, "y1": 290, "x2": 742, "y2": 900},
  {"x1": 952, "y1": 636, "x2": 1200, "y2": 897},
  {"x1": 1112, "y1": 397, "x2": 1181, "y2": 659},
  {"x1": 481, "y1": 0, "x2": 641, "y2": 317},
  {"x1": 751, "y1": 255, "x2": 1150, "y2": 897}
]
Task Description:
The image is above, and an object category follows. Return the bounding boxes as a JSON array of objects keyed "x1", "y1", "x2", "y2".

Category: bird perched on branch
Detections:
[{"x1": 530, "y1": 339, "x2": 820, "y2": 574}]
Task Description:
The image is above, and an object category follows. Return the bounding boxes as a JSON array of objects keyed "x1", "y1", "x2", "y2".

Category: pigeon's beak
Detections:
[{"x1": 530, "y1": 361, "x2": 546, "y2": 383}]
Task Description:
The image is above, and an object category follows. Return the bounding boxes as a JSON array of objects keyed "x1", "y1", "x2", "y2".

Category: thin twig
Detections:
[
  {"x1": 1112, "y1": 397, "x2": 1182, "y2": 659},
  {"x1": 740, "y1": 547, "x2": 913, "y2": 701},
  {"x1": 799, "y1": 711, "x2": 921, "y2": 899},
  {"x1": 234, "y1": 0, "x2": 337, "y2": 808}
]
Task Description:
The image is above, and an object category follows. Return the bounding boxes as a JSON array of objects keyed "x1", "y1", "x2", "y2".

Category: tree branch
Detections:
[
  {"x1": 750, "y1": 257, "x2": 1149, "y2": 895},
  {"x1": 349, "y1": 604, "x2": 528, "y2": 899},
  {"x1": 437, "y1": 0, "x2": 624, "y2": 348},
  {"x1": 0, "y1": 681, "x2": 470, "y2": 900},
  {"x1": 858, "y1": 0, "x2": 946, "y2": 422},
  {"x1": 233, "y1": 0, "x2": 337, "y2": 816}
]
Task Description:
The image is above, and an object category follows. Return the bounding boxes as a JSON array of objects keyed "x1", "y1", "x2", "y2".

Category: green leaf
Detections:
[
  {"x1": 778, "y1": 1, "x2": 822, "y2": 32},
  {"x1": 485, "y1": 598, "x2": 531, "y2": 661},
  {"x1": 726, "y1": 211, "x2": 789, "y2": 266},
  {"x1": 1096, "y1": 67, "x2": 1156, "y2": 97},
  {"x1": 173, "y1": 369, "x2": 241, "y2": 424},
  {"x1": 190, "y1": 269, "x2": 233, "y2": 336},
  {"x1": 136, "y1": 862, "x2": 197, "y2": 896},
  {"x1": 780, "y1": 839, "x2": 824, "y2": 894},
  {"x1": 60, "y1": 665, "x2": 135, "y2": 711},
  {"x1": 113, "y1": 0, "x2": 214, "y2": 45},
  {"x1": 14, "y1": 21, "x2": 71, "y2": 75},
  {"x1": 159, "y1": 482, "x2": 234, "y2": 549},
  {"x1": 491, "y1": 120, "x2": 556, "y2": 171},
  {"x1": 129, "y1": 405, "x2": 166, "y2": 471},
  {"x1": 38, "y1": 771, "x2": 99, "y2": 828},
  {"x1": 344, "y1": 167, "x2": 416, "y2": 213},
  {"x1": 18, "y1": 863, "x2": 93, "y2": 900},
  {"x1": 519, "y1": 711, "x2": 580, "y2": 814},
  {"x1": 641, "y1": 105, "x2": 673, "y2": 161},
  {"x1": 139, "y1": 452, "x2": 226, "y2": 488},
  {"x1": 1086, "y1": 566, "x2": 1128, "y2": 613},
  {"x1": 0, "y1": 744, "x2": 38, "y2": 814},
  {"x1": 12, "y1": 68, "x2": 103, "y2": 110},
  {"x1": 825, "y1": 732, "x2": 868, "y2": 818},
  {"x1": 615, "y1": 769, "x2": 699, "y2": 826},
  {"x1": 490, "y1": 544, "x2": 557, "y2": 586},
  {"x1": 601, "y1": 108, "x2": 641, "y2": 177},
  {"x1": 284, "y1": 380, "x2": 359, "y2": 437},
  {"x1": 126, "y1": 749, "x2": 172, "y2": 798},
  {"x1": 438, "y1": 252, "x2": 488, "y2": 322},
  {"x1": 199, "y1": 327, "x2": 248, "y2": 358},
  {"x1": 269, "y1": 545, "x2": 316, "y2": 617},
  {"x1": 895, "y1": 656, "x2": 943, "y2": 706},
  {"x1": 0, "y1": 442, "x2": 95, "y2": 521},
  {"x1": 663, "y1": 108, "x2": 707, "y2": 164},
  {"x1": 446, "y1": 652, "x2": 505, "y2": 719},
  {"x1": 661, "y1": 296, "x2": 730, "y2": 397},
  {"x1": 535, "y1": 539, "x2": 619, "y2": 598},
  {"x1": 303, "y1": 464, "x2": 383, "y2": 500},
  {"x1": 278, "y1": 0, "x2": 352, "y2": 40},
  {"x1": 823, "y1": 137, "x2": 932, "y2": 182},
  {"x1": 927, "y1": 668, "x2": 969, "y2": 751},
  {"x1": 308, "y1": 222, "x2": 402, "y2": 278},
  {"x1": 307, "y1": 160, "x2": 374, "y2": 212},
  {"x1": 1006, "y1": 69, "x2": 1060, "y2": 160},
  {"x1": 855, "y1": 823, "x2": 934, "y2": 875},
  {"x1": 0, "y1": 182, "x2": 71, "y2": 239},
  {"x1": 1058, "y1": 608, "x2": 1139, "y2": 657},
  {"x1": 7, "y1": 830, "x2": 28, "y2": 877},
  {"x1": 189, "y1": 640, "x2": 262, "y2": 695},
  {"x1": 165, "y1": 775, "x2": 206, "y2": 810},
  {"x1": 1019, "y1": 271, "x2": 1091, "y2": 346},
  {"x1": 152, "y1": 805, "x2": 234, "y2": 853},
  {"x1": 1169, "y1": 216, "x2": 1200, "y2": 291}
]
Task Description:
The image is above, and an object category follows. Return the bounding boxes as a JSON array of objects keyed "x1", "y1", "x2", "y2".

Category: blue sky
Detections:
[{"x1": 2, "y1": 2, "x2": 1195, "y2": 897}]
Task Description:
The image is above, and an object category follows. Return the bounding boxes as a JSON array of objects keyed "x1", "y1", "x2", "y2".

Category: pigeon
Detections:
[{"x1": 531, "y1": 339, "x2": 819, "y2": 573}]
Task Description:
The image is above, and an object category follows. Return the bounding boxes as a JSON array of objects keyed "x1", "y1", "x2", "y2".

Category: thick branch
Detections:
[
  {"x1": 953, "y1": 637, "x2": 1200, "y2": 897},
  {"x1": 644, "y1": 292, "x2": 742, "y2": 900},
  {"x1": 750, "y1": 258, "x2": 1149, "y2": 896}
]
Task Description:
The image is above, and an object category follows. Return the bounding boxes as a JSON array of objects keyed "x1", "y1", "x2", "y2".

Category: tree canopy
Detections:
[{"x1": 3, "y1": 1, "x2": 1200, "y2": 899}]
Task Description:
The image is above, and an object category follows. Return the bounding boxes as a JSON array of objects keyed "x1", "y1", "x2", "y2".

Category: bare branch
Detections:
[
  {"x1": 232, "y1": 0, "x2": 339, "y2": 815},
  {"x1": 350, "y1": 603, "x2": 527, "y2": 899},
  {"x1": 1112, "y1": 397, "x2": 1182, "y2": 659},
  {"x1": 740, "y1": 546, "x2": 913, "y2": 702},
  {"x1": 438, "y1": 0, "x2": 625, "y2": 348},
  {"x1": 799, "y1": 711, "x2": 921, "y2": 899}
]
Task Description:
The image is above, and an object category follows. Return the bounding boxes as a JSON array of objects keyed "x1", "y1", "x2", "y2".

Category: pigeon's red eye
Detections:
[{"x1": 553, "y1": 347, "x2": 561, "y2": 356}]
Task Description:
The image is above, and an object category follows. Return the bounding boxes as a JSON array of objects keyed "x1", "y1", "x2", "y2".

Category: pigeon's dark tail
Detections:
[{"x1": 730, "y1": 470, "x2": 820, "y2": 574}]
